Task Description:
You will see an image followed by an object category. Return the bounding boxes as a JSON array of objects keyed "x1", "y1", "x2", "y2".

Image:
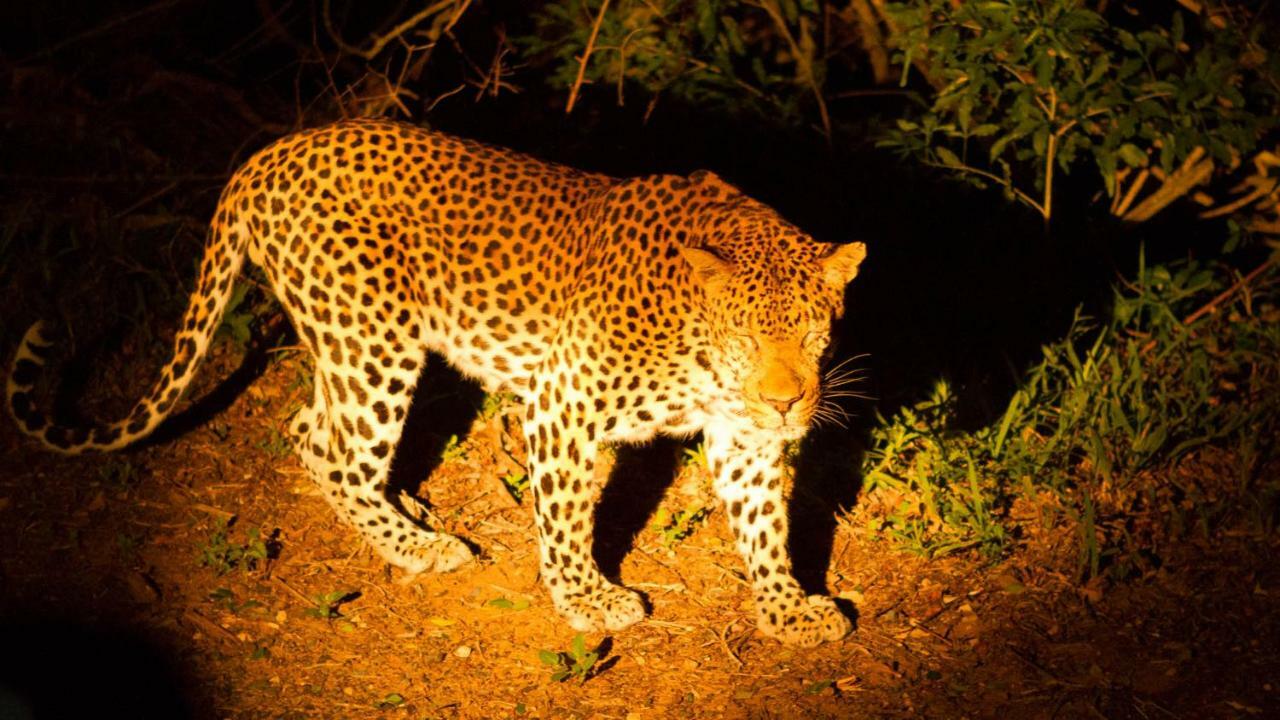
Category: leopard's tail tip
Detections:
[
  {"x1": 7, "y1": 320, "x2": 57, "y2": 437},
  {"x1": 5, "y1": 321, "x2": 139, "y2": 455}
]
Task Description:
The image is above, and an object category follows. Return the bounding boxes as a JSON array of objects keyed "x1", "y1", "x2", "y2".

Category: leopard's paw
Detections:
[
  {"x1": 756, "y1": 593, "x2": 853, "y2": 647},
  {"x1": 554, "y1": 582, "x2": 647, "y2": 632},
  {"x1": 395, "y1": 532, "x2": 474, "y2": 577}
]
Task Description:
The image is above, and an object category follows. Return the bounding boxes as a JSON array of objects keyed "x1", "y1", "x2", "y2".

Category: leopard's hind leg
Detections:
[
  {"x1": 289, "y1": 379, "x2": 330, "y2": 477},
  {"x1": 304, "y1": 343, "x2": 473, "y2": 575}
]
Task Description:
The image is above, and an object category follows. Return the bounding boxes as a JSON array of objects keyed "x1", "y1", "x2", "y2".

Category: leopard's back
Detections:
[{"x1": 235, "y1": 120, "x2": 614, "y2": 394}]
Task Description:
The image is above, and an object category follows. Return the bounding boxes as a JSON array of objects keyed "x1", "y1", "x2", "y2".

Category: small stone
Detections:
[
  {"x1": 454, "y1": 645, "x2": 472, "y2": 658},
  {"x1": 124, "y1": 573, "x2": 161, "y2": 604}
]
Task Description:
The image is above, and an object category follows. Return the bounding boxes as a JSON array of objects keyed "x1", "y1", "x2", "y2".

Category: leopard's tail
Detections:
[{"x1": 6, "y1": 200, "x2": 253, "y2": 454}]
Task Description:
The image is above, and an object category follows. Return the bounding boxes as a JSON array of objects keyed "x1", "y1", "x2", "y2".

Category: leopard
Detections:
[{"x1": 7, "y1": 119, "x2": 867, "y2": 647}]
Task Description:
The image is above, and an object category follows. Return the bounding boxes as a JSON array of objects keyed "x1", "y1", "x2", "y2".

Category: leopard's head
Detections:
[{"x1": 681, "y1": 216, "x2": 865, "y2": 438}]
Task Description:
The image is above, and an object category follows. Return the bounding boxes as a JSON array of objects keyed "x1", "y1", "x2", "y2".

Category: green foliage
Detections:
[
  {"x1": 861, "y1": 380, "x2": 1010, "y2": 558},
  {"x1": 500, "y1": 472, "x2": 530, "y2": 503},
  {"x1": 682, "y1": 441, "x2": 709, "y2": 471},
  {"x1": 208, "y1": 587, "x2": 264, "y2": 615},
  {"x1": 440, "y1": 434, "x2": 467, "y2": 463},
  {"x1": 255, "y1": 427, "x2": 293, "y2": 460},
  {"x1": 651, "y1": 502, "x2": 712, "y2": 546},
  {"x1": 879, "y1": 1, "x2": 1278, "y2": 218},
  {"x1": 98, "y1": 458, "x2": 140, "y2": 490},
  {"x1": 303, "y1": 589, "x2": 359, "y2": 620},
  {"x1": 486, "y1": 595, "x2": 531, "y2": 611},
  {"x1": 214, "y1": 283, "x2": 255, "y2": 349},
  {"x1": 523, "y1": 2, "x2": 1276, "y2": 220},
  {"x1": 521, "y1": 0, "x2": 827, "y2": 123},
  {"x1": 480, "y1": 391, "x2": 516, "y2": 421},
  {"x1": 538, "y1": 633, "x2": 601, "y2": 683},
  {"x1": 863, "y1": 254, "x2": 1280, "y2": 572},
  {"x1": 214, "y1": 279, "x2": 280, "y2": 351},
  {"x1": 197, "y1": 523, "x2": 270, "y2": 575},
  {"x1": 375, "y1": 693, "x2": 405, "y2": 709}
]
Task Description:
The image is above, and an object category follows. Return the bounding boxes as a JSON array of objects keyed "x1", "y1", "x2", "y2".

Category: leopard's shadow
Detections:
[
  {"x1": 790, "y1": 424, "x2": 867, "y2": 596},
  {"x1": 588, "y1": 428, "x2": 864, "y2": 607},
  {"x1": 385, "y1": 357, "x2": 486, "y2": 530},
  {"x1": 592, "y1": 439, "x2": 682, "y2": 579}
]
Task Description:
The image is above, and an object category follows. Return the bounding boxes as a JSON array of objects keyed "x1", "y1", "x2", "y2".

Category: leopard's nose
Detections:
[{"x1": 761, "y1": 388, "x2": 803, "y2": 415}]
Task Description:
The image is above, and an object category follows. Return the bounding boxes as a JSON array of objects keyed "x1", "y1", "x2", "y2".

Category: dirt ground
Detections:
[{"x1": 1, "y1": 338, "x2": 1278, "y2": 720}]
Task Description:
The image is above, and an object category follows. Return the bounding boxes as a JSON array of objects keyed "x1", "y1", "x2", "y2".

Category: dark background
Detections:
[{"x1": 1, "y1": 0, "x2": 1211, "y2": 426}]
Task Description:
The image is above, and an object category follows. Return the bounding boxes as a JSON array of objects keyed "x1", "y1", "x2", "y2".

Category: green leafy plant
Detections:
[
  {"x1": 375, "y1": 693, "x2": 405, "y2": 709},
  {"x1": 500, "y1": 472, "x2": 530, "y2": 503},
  {"x1": 214, "y1": 276, "x2": 281, "y2": 351},
  {"x1": 682, "y1": 441, "x2": 710, "y2": 472},
  {"x1": 538, "y1": 633, "x2": 600, "y2": 683},
  {"x1": 208, "y1": 587, "x2": 264, "y2": 615},
  {"x1": 879, "y1": 1, "x2": 1278, "y2": 221},
  {"x1": 197, "y1": 524, "x2": 270, "y2": 575},
  {"x1": 98, "y1": 459, "x2": 139, "y2": 490},
  {"x1": 304, "y1": 589, "x2": 359, "y2": 620},
  {"x1": 256, "y1": 427, "x2": 293, "y2": 460},
  {"x1": 486, "y1": 596, "x2": 531, "y2": 611},
  {"x1": 862, "y1": 254, "x2": 1280, "y2": 575},
  {"x1": 440, "y1": 434, "x2": 467, "y2": 463},
  {"x1": 522, "y1": 0, "x2": 833, "y2": 134},
  {"x1": 214, "y1": 283, "x2": 255, "y2": 349},
  {"x1": 651, "y1": 502, "x2": 712, "y2": 547},
  {"x1": 480, "y1": 391, "x2": 516, "y2": 421}
]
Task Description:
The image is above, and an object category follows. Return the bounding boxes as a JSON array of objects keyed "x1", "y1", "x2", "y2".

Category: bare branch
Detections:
[
  {"x1": 756, "y1": 0, "x2": 832, "y2": 144},
  {"x1": 566, "y1": 0, "x2": 612, "y2": 114}
]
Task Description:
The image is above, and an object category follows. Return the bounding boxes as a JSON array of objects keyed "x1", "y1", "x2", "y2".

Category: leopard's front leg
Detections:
[
  {"x1": 705, "y1": 423, "x2": 852, "y2": 647},
  {"x1": 524, "y1": 384, "x2": 645, "y2": 632}
]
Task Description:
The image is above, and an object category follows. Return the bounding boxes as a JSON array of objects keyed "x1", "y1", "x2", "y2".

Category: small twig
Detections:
[
  {"x1": 566, "y1": 0, "x2": 611, "y2": 114},
  {"x1": 111, "y1": 181, "x2": 180, "y2": 220},
  {"x1": 274, "y1": 575, "x2": 318, "y2": 607},
  {"x1": 716, "y1": 619, "x2": 745, "y2": 669},
  {"x1": 189, "y1": 503, "x2": 235, "y2": 521},
  {"x1": 1007, "y1": 647, "x2": 1088, "y2": 688},
  {"x1": 850, "y1": 0, "x2": 890, "y2": 83},
  {"x1": 21, "y1": 0, "x2": 189, "y2": 62},
  {"x1": 831, "y1": 88, "x2": 914, "y2": 99},
  {"x1": 182, "y1": 610, "x2": 243, "y2": 645},
  {"x1": 1124, "y1": 146, "x2": 1214, "y2": 222},
  {"x1": 322, "y1": 0, "x2": 461, "y2": 60},
  {"x1": 427, "y1": 83, "x2": 468, "y2": 113},
  {"x1": 1200, "y1": 182, "x2": 1276, "y2": 219},
  {"x1": 615, "y1": 28, "x2": 645, "y2": 106},
  {"x1": 757, "y1": 0, "x2": 832, "y2": 144},
  {"x1": 1043, "y1": 88, "x2": 1058, "y2": 223},
  {"x1": 923, "y1": 161, "x2": 1046, "y2": 217},
  {"x1": 907, "y1": 617, "x2": 953, "y2": 645},
  {"x1": 1113, "y1": 168, "x2": 1150, "y2": 218}
]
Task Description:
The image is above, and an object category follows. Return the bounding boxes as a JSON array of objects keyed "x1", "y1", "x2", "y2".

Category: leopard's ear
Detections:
[
  {"x1": 679, "y1": 246, "x2": 733, "y2": 291},
  {"x1": 821, "y1": 242, "x2": 867, "y2": 287}
]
